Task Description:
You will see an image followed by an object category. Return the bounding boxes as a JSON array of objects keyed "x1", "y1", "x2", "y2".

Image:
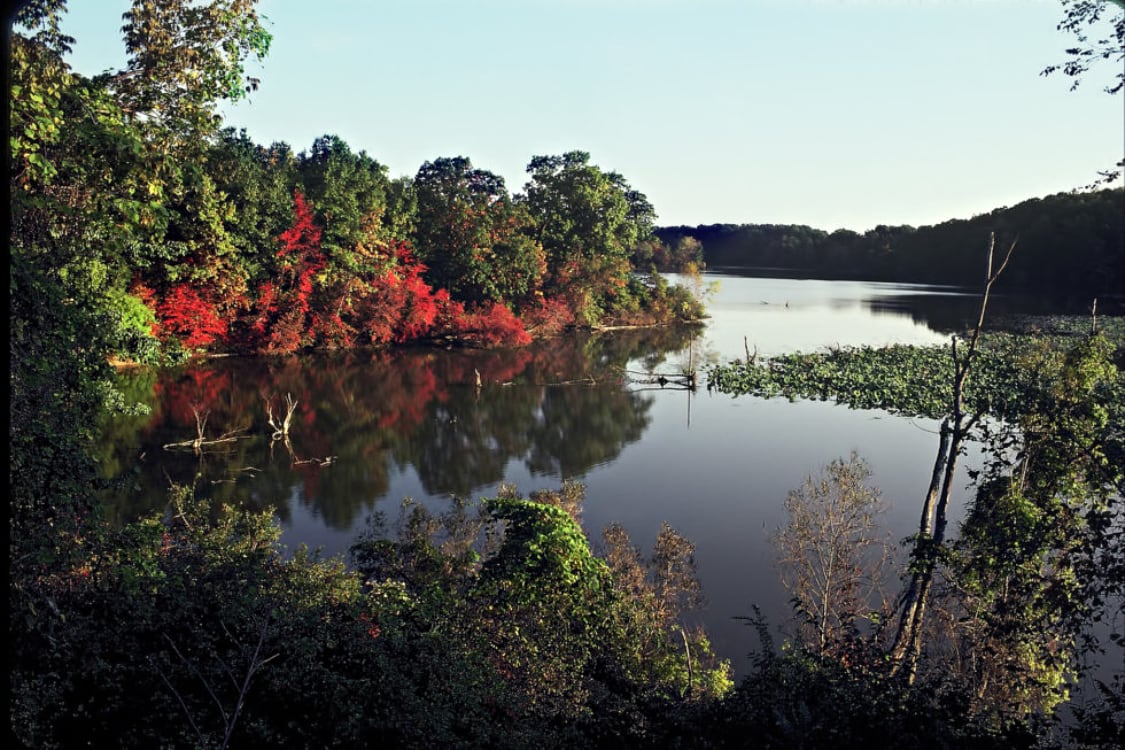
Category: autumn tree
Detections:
[{"x1": 247, "y1": 190, "x2": 325, "y2": 353}]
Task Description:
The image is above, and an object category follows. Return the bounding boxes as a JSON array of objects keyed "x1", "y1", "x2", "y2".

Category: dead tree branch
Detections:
[
  {"x1": 265, "y1": 393, "x2": 298, "y2": 441},
  {"x1": 163, "y1": 406, "x2": 248, "y2": 453},
  {"x1": 890, "y1": 232, "x2": 1016, "y2": 683},
  {"x1": 153, "y1": 614, "x2": 279, "y2": 750}
]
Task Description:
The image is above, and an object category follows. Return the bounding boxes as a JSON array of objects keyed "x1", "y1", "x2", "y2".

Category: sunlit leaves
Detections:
[
  {"x1": 519, "y1": 151, "x2": 653, "y2": 324},
  {"x1": 116, "y1": 0, "x2": 272, "y2": 149}
]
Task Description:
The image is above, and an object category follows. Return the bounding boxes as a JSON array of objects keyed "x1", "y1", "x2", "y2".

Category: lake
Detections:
[{"x1": 101, "y1": 271, "x2": 1010, "y2": 677}]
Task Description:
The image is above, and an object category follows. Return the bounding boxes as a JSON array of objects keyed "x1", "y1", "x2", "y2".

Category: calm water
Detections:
[{"x1": 101, "y1": 272, "x2": 997, "y2": 676}]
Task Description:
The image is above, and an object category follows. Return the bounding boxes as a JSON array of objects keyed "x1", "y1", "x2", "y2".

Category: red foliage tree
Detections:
[
  {"x1": 521, "y1": 295, "x2": 574, "y2": 339},
  {"x1": 440, "y1": 301, "x2": 531, "y2": 347},
  {"x1": 239, "y1": 193, "x2": 539, "y2": 353},
  {"x1": 156, "y1": 282, "x2": 229, "y2": 349},
  {"x1": 249, "y1": 190, "x2": 326, "y2": 354},
  {"x1": 349, "y1": 240, "x2": 441, "y2": 345}
]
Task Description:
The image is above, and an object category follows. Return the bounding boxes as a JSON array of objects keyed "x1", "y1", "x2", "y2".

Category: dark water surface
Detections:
[{"x1": 101, "y1": 273, "x2": 1017, "y2": 676}]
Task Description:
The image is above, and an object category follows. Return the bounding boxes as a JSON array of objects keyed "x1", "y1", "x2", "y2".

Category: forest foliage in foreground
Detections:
[{"x1": 10, "y1": 1, "x2": 1124, "y2": 747}]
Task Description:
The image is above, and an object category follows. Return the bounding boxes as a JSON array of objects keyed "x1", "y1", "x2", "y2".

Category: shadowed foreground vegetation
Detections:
[{"x1": 707, "y1": 319, "x2": 1124, "y2": 749}]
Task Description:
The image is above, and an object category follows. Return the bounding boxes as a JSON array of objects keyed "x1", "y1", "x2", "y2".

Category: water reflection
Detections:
[
  {"x1": 97, "y1": 327, "x2": 696, "y2": 529},
  {"x1": 683, "y1": 273, "x2": 967, "y2": 365}
]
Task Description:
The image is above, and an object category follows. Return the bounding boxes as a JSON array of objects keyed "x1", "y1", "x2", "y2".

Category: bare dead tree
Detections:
[
  {"x1": 265, "y1": 393, "x2": 338, "y2": 466},
  {"x1": 744, "y1": 336, "x2": 758, "y2": 366},
  {"x1": 890, "y1": 232, "x2": 1016, "y2": 683},
  {"x1": 773, "y1": 452, "x2": 893, "y2": 655},
  {"x1": 265, "y1": 392, "x2": 298, "y2": 441}
]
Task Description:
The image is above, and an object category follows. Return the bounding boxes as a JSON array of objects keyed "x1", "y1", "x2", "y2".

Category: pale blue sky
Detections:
[{"x1": 59, "y1": 0, "x2": 1123, "y2": 231}]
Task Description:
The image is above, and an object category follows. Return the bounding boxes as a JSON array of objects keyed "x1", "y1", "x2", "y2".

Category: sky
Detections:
[{"x1": 56, "y1": 0, "x2": 1124, "y2": 232}]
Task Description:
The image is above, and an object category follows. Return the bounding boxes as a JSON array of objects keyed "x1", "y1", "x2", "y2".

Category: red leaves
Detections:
[
  {"x1": 440, "y1": 301, "x2": 532, "y2": 348},
  {"x1": 395, "y1": 266, "x2": 440, "y2": 343},
  {"x1": 251, "y1": 190, "x2": 326, "y2": 354},
  {"x1": 156, "y1": 282, "x2": 229, "y2": 349},
  {"x1": 358, "y1": 612, "x2": 382, "y2": 640},
  {"x1": 277, "y1": 190, "x2": 324, "y2": 260},
  {"x1": 145, "y1": 190, "x2": 552, "y2": 354},
  {"x1": 342, "y1": 240, "x2": 442, "y2": 347},
  {"x1": 522, "y1": 296, "x2": 574, "y2": 339}
]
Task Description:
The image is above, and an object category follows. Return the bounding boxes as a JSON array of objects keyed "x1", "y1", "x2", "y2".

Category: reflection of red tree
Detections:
[
  {"x1": 437, "y1": 350, "x2": 534, "y2": 386},
  {"x1": 374, "y1": 356, "x2": 443, "y2": 432},
  {"x1": 294, "y1": 462, "x2": 322, "y2": 507},
  {"x1": 154, "y1": 369, "x2": 235, "y2": 426}
]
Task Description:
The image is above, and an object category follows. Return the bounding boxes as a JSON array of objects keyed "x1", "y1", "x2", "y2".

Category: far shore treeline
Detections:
[{"x1": 656, "y1": 187, "x2": 1124, "y2": 299}]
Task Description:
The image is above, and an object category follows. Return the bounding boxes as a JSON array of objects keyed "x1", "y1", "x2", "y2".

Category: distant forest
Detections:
[{"x1": 656, "y1": 188, "x2": 1124, "y2": 299}]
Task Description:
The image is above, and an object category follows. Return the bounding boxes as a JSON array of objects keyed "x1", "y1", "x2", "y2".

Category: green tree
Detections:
[
  {"x1": 295, "y1": 134, "x2": 392, "y2": 271},
  {"x1": 707, "y1": 311, "x2": 1123, "y2": 734},
  {"x1": 945, "y1": 332, "x2": 1120, "y2": 718},
  {"x1": 207, "y1": 129, "x2": 299, "y2": 282},
  {"x1": 412, "y1": 155, "x2": 545, "y2": 306},
  {"x1": 519, "y1": 151, "x2": 654, "y2": 325},
  {"x1": 111, "y1": 0, "x2": 272, "y2": 155},
  {"x1": 11, "y1": 1, "x2": 275, "y2": 739}
]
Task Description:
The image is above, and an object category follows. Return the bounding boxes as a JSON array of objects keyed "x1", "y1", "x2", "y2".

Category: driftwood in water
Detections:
[
  {"x1": 623, "y1": 369, "x2": 697, "y2": 391},
  {"x1": 163, "y1": 407, "x2": 248, "y2": 453}
]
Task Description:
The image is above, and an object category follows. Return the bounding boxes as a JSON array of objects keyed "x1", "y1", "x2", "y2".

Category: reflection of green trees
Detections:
[
  {"x1": 98, "y1": 328, "x2": 691, "y2": 528},
  {"x1": 526, "y1": 386, "x2": 652, "y2": 477},
  {"x1": 398, "y1": 383, "x2": 539, "y2": 496},
  {"x1": 867, "y1": 291, "x2": 1110, "y2": 334}
]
